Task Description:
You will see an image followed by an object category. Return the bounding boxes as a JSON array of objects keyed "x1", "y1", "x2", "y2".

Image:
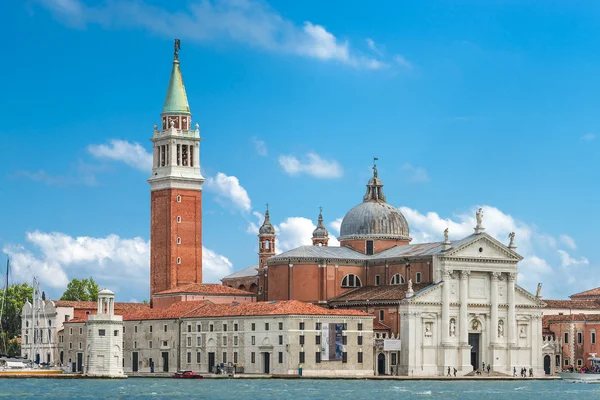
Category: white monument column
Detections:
[
  {"x1": 490, "y1": 272, "x2": 500, "y2": 344},
  {"x1": 507, "y1": 273, "x2": 517, "y2": 345},
  {"x1": 441, "y1": 269, "x2": 451, "y2": 344}
]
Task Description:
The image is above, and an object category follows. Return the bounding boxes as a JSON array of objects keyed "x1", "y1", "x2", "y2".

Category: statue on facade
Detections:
[
  {"x1": 450, "y1": 319, "x2": 456, "y2": 337},
  {"x1": 407, "y1": 278, "x2": 413, "y2": 293},
  {"x1": 476, "y1": 208, "x2": 483, "y2": 226},
  {"x1": 498, "y1": 320, "x2": 504, "y2": 338},
  {"x1": 519, "y1": 325, "x2": 526, "y2": 338},
  {"x1": 508, "y1": 232, "x2": 516, "y2": 248},
  {"x1": 443, "y1": 228, "x2": 449, "y2": 243},
  {"x1": 424, "y1": 323, "x2": 432, "y2": 337}
]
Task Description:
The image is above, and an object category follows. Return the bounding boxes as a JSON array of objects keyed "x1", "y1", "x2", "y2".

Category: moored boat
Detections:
[
  {"x1": 172, "y1": 370, "x2": 203, "y2": 379},
  {"x1": 559, "y1": 357, "x2": 600, "y2": 383}
]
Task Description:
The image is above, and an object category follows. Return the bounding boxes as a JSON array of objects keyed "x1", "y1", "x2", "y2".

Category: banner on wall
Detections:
[{"x1": 321, "y1": 323, "x2": 343, "y2": 361}]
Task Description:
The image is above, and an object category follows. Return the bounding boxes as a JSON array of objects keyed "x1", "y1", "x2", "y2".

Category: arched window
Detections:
[
  {"x1": 341, "y1": 274, "x2": 362, "y2": 288},
  {"x1": 265, "y1": 240, "x2": 270, "y2": 250},
  {"x1": 390, "y1": 274, "x2": 405, "y2": 285}
]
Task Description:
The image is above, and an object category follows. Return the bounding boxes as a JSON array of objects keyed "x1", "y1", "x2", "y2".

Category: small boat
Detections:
[
  {"x1": 172, "y1": 370, "x2": 204, "y2": 379},
  {"x1": 559, "y1": 357, "x2": 600, "y2": 383}
]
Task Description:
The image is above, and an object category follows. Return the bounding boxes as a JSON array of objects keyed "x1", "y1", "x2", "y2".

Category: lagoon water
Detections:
[{"x1": 1, "y1": 378, "x2": 597, "y2": 399}]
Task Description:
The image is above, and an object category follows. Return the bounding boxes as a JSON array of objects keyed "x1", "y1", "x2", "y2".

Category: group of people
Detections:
[{"x1": 513, "y1": 367, "x2": 533, "y2": 377}]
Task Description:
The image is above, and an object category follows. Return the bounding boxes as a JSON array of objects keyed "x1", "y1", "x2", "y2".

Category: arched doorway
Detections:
[
  {"x1": 238, "y1": 284, "x2": 247, "y2": 291},
  {"x1": 544, "y1": 355, "x2": 551, "y2": 375},
  {"x1": 377, "y1": 353, "x2": 385, "y2": 375},
  {"x1": 249, "y1": 283, "x2": 258, "y2": 293}
]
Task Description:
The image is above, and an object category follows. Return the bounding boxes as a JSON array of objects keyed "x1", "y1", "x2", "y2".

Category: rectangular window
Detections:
[
  {"x1": 149, "y1": 341, "x2": 153, "y2": 349},
  {"x1": 251, "y1": 352, "x2": 256, "y2": 363},
  {"x1": 196, "y1": 324, "x2": 201, "y2": 332},
  {"x1": 187, "y1": 324, "x2": 192, "y2": 333},
  {"x1": 187, "y1": 352, "x2": 191, "y2": 363},
  {"x1": 162, "y1": 341, "x2": 168, "y2": 347},
  {"x1": 279, "y1": 322, "x2": 283, "y2": 330},
  {"x1": 209, "y1": 324, "x2": 214, "y2": 332},
  {"x1": 234, "y1": 336, "x2": 238, "y2": 346},
  {"x1": 223, "y1": 352, "x2": 227, "y2": 363},
  {"x1": 578, "y1": 332, "x2": 583, "y2": 344},
  {"x1": 564, "y1": 332, "x2": 569, "y2": 344},
  {"x1": 196, "y1": 352, "x2": 201, "y2": 363},
  {"x1": 315, "y1": 322, "x2": 321, "y2": 330},
  {"x1": 98, "y1": 329, "x2": 106, "y2": 336},
  {"x1": 299, "y1": 352, "x2": 305, "y2": 363},
  {"x1": 70, "y1": 328, "x2": 73, "y2": 335},
  {"x1": 252, "y1": 323, "x2": 256, "y2": 331},
  {"x1": 316, "y1": 351, "x2": 321, "y2": 363},
  {"x1": 223, "y1": 324, "x2": 228, "y2": 332},
  {"x1": 279, "y1": 335, "x2": 283, "y2": 345},
  {"x1": 379, "y1": 310, "x2": 384, "y2": 321},
  {"x1": 342, "y1": 352, "x2": 348, "y2": 363},
  {"x1": 69, "y1": 343, "x2": 72, "y2": 349},
  {"x1": 197, "y1": 336, "x2": 202, "y2": 346},
  {"x1": 299, "y1": 322, "x2": 305, "y2": 330},
  {"x1": 234, "y1": 323, "x2": 238, "y2": 332},
  {"x1": 342, "y1": 335, "x2": 347, "y2": 345},
  {"x1": 358, "y1": 336, "x2": 363, "y2": 345},
  {"x1": 366, "y1": 240, "x2": 374, "y2": 255},
  {"x1": 187, "y1": 337, "x2": 191, "y2": 347},
  {"x1": 163, "y1": 324, "x2": 168, "y2": 333},
  {"x1": 358, "y1": 352, "x2": 363, "y2": 364},
  {"x1": 416, "y1": 272, "x2": 422, "y2": 283},
  {"x1": 265, "y1": 323, "x2": 269, "y2": 331},
  {"x1": 278, "y1": 352, "x2": 283, "y2": 363},
  {"x1": 133, "y1": 341, "x2": 137, "y2": 349},
  {"x1": 316, "y1": 335, "x2": 321, "y2": 345},
  {"x1": 234, "y1": 352, "x2": 238, "y2": 363},
  {"x1": 123, "y1": 326, "x2": 125, "y2": 334},
  {"x1": 565, "y1": 358, "x2": 569, "y2": 366},
  {"x1": 299, "y1": 335, "x2": 305, "y2": 345},
  {"x1": 114, "y1": 330, "x2": 118, "y2": 337},
  {"x1": 149, "y1": 325, "x2": 153, "y2": 333},
  {"x1": 79, "y1": 328, "x2": 83, "y2": 335},
  {"x1": 134, "y1": 326, "x2": 138, "y2": 334},
  {"x1": 592, "y1": 332, "x2": 597, "y2": 345},
  {"x1": 375, "y1": 275, "x2": 380, "y2": 286},
  {"x1": 391, "y1": 353, "x2": 398, "y2": 365},
  {"x1": 252, "y1": 336, "x2": 255, "y2": 345},
  {"x1": 578, "y1": 359, "x2": 583, "y2": 367},
  {"x1": 358, "y1": 323, "x2": 363, "y2": 331},
  {"x1": 223, "y1": 336, "x2": 227, "y2": 346},
  {"x1": 342, "y1": 323, "x2": 347, "y2": 330}
]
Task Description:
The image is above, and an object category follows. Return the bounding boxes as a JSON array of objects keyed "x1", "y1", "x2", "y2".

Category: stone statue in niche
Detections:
[
  {"x1": 519, "y1": 325, "x2": 526, "y2": 338},
  {"x1": 424, "y1": 322, "x2": 432, "y2": 337},
  {"x1": 472, "y1": 320, "x2": 479, "y2": 331},
  {"x1": 449, "y1": 319, "x2": 456, "y2": 337},
  {"x1": 498, "y1": 320, "x2": 504, "y2": 337}
]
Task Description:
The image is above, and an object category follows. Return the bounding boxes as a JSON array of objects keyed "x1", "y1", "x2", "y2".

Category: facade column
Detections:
[
  {"x1": 441, "y1": 269, "x2": 451, "y2": 344},
  {"x1": 288, "y1": 264, "x2": 294, "y2": 300},
  {"x1": 459, "y1": 271, "x2": 469, "y2": 344},
  {"x1": 507, "y1": 272, "x2": 516, "y2": 345},
  {"x1": 490, "y1": 272, "x2": 500, "y2": 345}
]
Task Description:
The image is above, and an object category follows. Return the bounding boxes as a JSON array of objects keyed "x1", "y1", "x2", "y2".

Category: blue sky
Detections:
[{"x1": 1, "y1": 0, "x2": 599, "y2": 301}]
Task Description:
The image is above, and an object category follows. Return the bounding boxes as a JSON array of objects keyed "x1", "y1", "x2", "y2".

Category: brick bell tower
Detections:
[
  {"x1": 257, "y1": 205, "x2": 276, "y2": 301},
  {"x1": 148, "y1": 39, "x2": 205, "y2": 301}
]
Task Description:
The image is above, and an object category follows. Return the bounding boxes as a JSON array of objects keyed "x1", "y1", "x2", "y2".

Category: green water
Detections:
[{"x1": 0, "y1": 378, "x2": 595, "y2": 399}]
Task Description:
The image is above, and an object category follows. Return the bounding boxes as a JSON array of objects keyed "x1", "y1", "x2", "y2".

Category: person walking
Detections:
[
  {"x1": 453, "y1": 368, "x2": 457, "y2": 377},
  {"x1": 487, "y1": 364, "x2": 490, "y2": 374},
  {"x1": 513, "y1": 367, "x2": 517, "y2": 377},
  {"x1": 447, "y1": 367, "x2": 451, "y2": 376}
]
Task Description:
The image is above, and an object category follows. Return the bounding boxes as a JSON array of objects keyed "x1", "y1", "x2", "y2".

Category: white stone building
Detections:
[{"x1": 84, "y1": 289, "x2": 125, "y2": 377}]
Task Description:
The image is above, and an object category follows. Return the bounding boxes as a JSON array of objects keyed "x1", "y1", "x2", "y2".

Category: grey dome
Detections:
[
  {"x1": 312, "y1": 209, "x2": 329, "y2": 238},
  {"x1": 338, "y1": 161, "x2": 411, "y2": 242},
  {"x1": 259, "y1": 209, "x2": 275, "y2": 236},
  {"x1": 339, "y1": 201, "x2": 410, "y2": 240}
]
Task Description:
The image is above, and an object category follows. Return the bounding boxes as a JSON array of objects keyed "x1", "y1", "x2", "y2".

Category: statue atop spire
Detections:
[
  {"x1": 363, "y1": 158, "x2": 386, "y2": 202},
  {"x1": 312, "y1": 207, "x2": 329, "y2": 246},
  {"x1": 259, "y1": 204, "x2": 275, "y2": 236},
  {"x1": 174, "y1": 39, "x2": 181, "y2": 61},
  {"x1": 373, "y1": 157, "x2": 379, "y2": 178}
]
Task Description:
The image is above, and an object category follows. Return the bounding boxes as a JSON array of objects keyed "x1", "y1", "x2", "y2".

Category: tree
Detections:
[
  {"x1": 0, "y1": 283, "x2": 34, "y2": 339},
  {"x1": 60, "y1": 277, "x2": 99, "y2": 302}
]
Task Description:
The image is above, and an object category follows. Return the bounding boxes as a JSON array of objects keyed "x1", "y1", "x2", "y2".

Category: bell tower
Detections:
[
  {"x1": 148, "y1": 39, "x2": 205, "y2": 301},
  {"x1": 257, "y1": 205, "x2": 275, "y2": 301}
]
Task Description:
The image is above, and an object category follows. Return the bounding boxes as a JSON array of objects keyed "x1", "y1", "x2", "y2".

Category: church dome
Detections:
[
  {"x1": 259, "y1": 208, "x2": 275, "y2": 236},
  {"x1": 338, "y1": 163, "x2": 411, "y2": 242}
]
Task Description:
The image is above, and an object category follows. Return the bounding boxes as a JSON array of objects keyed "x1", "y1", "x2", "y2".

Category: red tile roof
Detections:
[
  {"x1": 53, "y1": 300, "x2": 150, "y2": 310},
  {"x1": 184, "y1": 300, "x2": 370, "y2": 319},
  {"x1": 329, "y1": 283, "x2": 432, "y2": 303},
  {"x1": 122, "y1": 300, "x2": 211, "y2": 321},
  {"x1": 64, "y1": 316, "x2": 88, "y2": 324},
  {"x1": 570, "y1": 287, "x2": 600, "y2": 299},
  {"x1": 373, "y1": 320, "x2": 391, "y2": 330},
  {"x1": 543, "y1": 313, "x2": 600, "y2": 325},
  {"x1": 543, "y1": 299, "x2": 600, "y2": 309},
  {"x1": 153, "y1": 283, "x2": 255, "y2": 296}
]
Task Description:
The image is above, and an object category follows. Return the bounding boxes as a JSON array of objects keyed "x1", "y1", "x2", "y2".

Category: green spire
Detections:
[{"x1": 162, "y1": 40, "x2": 190, "y2": 115}]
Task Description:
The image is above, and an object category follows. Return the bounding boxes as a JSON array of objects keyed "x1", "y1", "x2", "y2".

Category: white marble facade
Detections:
[{"x1": 399, "y1": 233, "x2": 545, "y2": 376}]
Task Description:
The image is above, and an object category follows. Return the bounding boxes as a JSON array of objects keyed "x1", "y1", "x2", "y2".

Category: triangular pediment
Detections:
[
  {"x1": 442, "y1": 233, "x2": 522, "y2": 261},
  {"x1": 515, "y1": 285, "x2": 545, "y2": 307},
  {"x1": 404, "y1": 283, "x2": 442, "y2": 303}
]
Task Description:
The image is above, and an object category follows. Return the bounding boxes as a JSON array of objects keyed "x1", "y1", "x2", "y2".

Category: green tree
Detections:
[
  {"x1": 60, "y1": 277, "x2": 99, "y2": 302},
  {"x1": 0, "y1": 283, "x2": 34, "y2": 339}
]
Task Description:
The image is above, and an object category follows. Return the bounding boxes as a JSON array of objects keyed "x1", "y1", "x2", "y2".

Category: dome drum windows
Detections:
[
  {"x1": 341, "y1": 274, "x2": 362, "y2": 288},
  {"x1": 390, "y1": 274, "x2": 405, "y2": 285}
]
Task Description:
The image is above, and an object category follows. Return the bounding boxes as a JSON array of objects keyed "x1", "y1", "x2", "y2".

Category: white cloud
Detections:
[
  {"x1": 557, "y1": 249, "x2": 589, "y2": 268},
  {"x1": 559, "y1": 234, "x2": 576, "y2": 250},
  {"x1": 329, "y1": 218, "x2": 343, "y2": 234},
  {"x1": 278, "y1": 152, "x2": 343, "y2": 179},
  {"x1": 252, "y1": 137, "x2": 268, "y2": 156},
  {"x1": 401, "y1": 163, "x2": 430, "y2": 182},
  {"x1": 37, "y1": 0, "x2": 385, "y2": 70},
  {"x1": 393, "y1": 54, "x2": 413, "y2": 69},
  {"x1": 3, "y1": 231, "x2": 233, "y2": 300},
  {"x1": 205, "y1": 172, "x2": 252, "y2": 212},
  {"x1": 88, "y1": 139, "x2": 152, "y2": 172},
  {"x1": 581, "y1": 133, "x2": 596, "y2": 142},
  {"x1": 366, "y1": 38, "x2": 383, "y2": 56}
]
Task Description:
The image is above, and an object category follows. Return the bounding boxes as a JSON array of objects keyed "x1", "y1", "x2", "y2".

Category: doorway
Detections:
[
  {"x1": 76, "y1": 352, "x2": 83, "y2": 372},
  {"x1": 208, "y1": 352, "x2": 215, "y2": 373},
  {"x1": 161, "y1": 352, "x2": 169, "y2": 372},
  {"x1": 544, "y1": 355, "x2": 551, "y2": 375},
  {"x1": 263, "y1": 352, "x2": 271, "y2": 374},
  {"x1": 377, "y1": 353, "x2": 385, "y2": 375},
  {"x1": 132, "y1": 352, "x2": 139, "y2": 372},
  {"x1": 468, "y1": 333, "x2": 480, "y2": 370}
]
